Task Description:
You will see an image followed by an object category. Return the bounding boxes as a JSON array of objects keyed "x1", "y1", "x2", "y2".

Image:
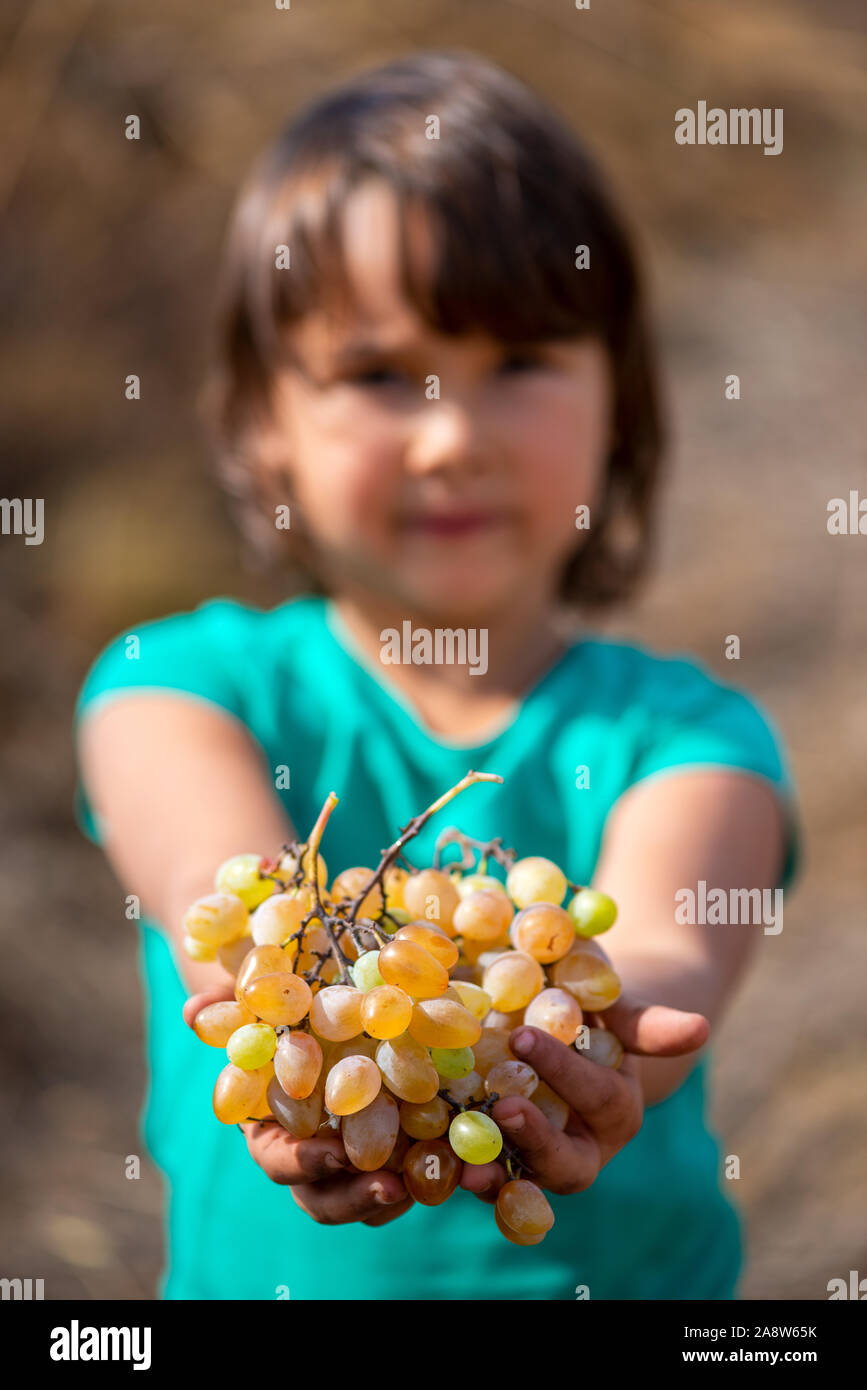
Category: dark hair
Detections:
[{"x1": 204, "y1": 49, "x2": 664, "y2": 607}]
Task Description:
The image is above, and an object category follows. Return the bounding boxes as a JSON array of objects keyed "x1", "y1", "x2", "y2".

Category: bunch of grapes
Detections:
[{"x1": 183, "y1": 771, "x2": 622, "y2": 1246}]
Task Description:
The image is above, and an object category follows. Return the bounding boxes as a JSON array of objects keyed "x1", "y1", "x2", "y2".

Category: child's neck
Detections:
[{"x1": 330, "y1": 590, "x2": 575, "y2": 743}]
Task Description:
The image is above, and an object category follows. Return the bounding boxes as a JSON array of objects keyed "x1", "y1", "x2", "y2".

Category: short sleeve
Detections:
[
  {"x1": 627, "y1": 654, "x2": 801, "y2": 892},
  {"x1": 72, "y1": 600, "x2": 248, "y2": 847}
]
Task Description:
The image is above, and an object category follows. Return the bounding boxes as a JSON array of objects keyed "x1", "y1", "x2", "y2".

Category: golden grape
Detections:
[
  {"x1": 360, "y1": 985, "x2": 413, "y2": 1040},
  {"x1": 511, "y1": 904, "x2": 575, "y2": 963},
  {"x1": 309, "y1": 984, "x2": 364, "y2": 1041},
  {"x1": 193, "y1": 1000, "x2": 255, "y2": 1047},
  {"x1": 324, "y1": 1055, "x2": 382, "y2": 1116},
  {"x1": 243, "y1": 971, "x2": 313, "y2": 1027},
  {"x1": 482, "y1": 951, "x2": 545, "y2": 1012},
  {"x1": 341, "y1": 1091, "x2": 400, "y2": 1171},
  {"x1": 523, "y1": 987, "x2": 583, "y2": 1044},
  {"x1": 378, "y1": 939, "x2": 450, "y2": 1000},
  {"x1": 375, "y1": 1033, "x2": 440, "y2": 1104},
  {"x1": 274, "y1": 1030, "x2": 323, "y2": 1098}
]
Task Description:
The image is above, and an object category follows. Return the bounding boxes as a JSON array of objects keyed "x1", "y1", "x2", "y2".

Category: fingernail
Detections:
[
  {"x1": 371, "y1": 1182, "x2": 401, "y2": 1204},
  {"x1": 325, "y1": 1154, "x2": 347, "y2": 1170},
  {"x1": 500, "y1": 1113, "x2": 525, "y2": 1131},
  {"x1": 511, "y1": 1029, "x2": 535, "y2": 1057}
]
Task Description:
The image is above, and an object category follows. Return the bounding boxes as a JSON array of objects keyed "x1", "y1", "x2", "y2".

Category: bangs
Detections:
[{"x1": 227, "y1": 52, "x2": 637, "y2": 366}]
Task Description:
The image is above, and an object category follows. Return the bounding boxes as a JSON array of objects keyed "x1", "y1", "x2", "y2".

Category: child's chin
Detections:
[{"x1": 396, "y1": 567, "x2": 516, "y2": 622}]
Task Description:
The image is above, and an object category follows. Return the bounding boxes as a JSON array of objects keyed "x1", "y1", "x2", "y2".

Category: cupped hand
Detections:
[
  {"x1": 183, "y1": 986, "x2": 412, "y2": 1227},
  {"x1": 460, "y1": 994, "x2": 709, "y2": 1204}
]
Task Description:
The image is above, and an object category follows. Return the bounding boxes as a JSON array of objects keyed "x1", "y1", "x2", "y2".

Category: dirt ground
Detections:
[{"x1": 0, "y1": 0, "x2": 865, "y2": 1299}]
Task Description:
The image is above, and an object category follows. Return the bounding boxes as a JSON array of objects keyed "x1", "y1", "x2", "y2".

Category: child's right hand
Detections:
[{"x1": 183, "y1": 987, "x2": 412, "y2": 1227}]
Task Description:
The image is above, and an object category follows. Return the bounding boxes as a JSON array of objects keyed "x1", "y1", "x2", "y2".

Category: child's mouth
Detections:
[{"x1": 400, "y1": 510, "x2": 511, "y2": 538}]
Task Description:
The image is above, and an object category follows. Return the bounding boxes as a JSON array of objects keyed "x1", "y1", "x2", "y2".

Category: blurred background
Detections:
[{"x1": 1, "y1": 0, "x2": 865, "y2": 1299}]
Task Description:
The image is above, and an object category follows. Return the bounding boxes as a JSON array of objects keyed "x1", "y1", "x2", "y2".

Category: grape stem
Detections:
[
  {"x1": 432, "y1": 829, "x2": 517, "y2": 874},
  {"x1": 438, "y1": 1088, "x2": 532, "y2": 1179},
  {"x1": 342, "y1": 770, "x2": 504, "y2": 926},
  {"x1": 298, "y1": 792, "x2": 356, "y2": 984}
]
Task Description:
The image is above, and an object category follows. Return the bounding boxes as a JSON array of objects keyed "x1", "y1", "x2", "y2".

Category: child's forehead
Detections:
[{"x1": 318, "y1": 177, "x2": 434, "y2": 332}]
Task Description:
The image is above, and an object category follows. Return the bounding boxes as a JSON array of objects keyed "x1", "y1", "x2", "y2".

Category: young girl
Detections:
[{"x1": 74, "y1": 51, "x2": 799, "y2": 1300}]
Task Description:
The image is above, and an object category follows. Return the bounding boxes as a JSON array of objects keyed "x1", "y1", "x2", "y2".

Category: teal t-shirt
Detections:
[{"x1": 73, "y1": 595, "x2": 800, "y2": 1300}]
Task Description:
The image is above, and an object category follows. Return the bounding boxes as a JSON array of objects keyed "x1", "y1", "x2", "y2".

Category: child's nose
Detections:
[{"x1": 404, "y1": 399, "x2": 488, "y2": 476}]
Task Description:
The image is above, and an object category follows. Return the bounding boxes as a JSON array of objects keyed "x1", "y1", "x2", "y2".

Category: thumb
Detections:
[
  {"x1": 183, "y1": 984, "x2": 237, "y2": 1030},
  {"x1": 595, "y1": 994, "x2": 710, "y2": 1057}
]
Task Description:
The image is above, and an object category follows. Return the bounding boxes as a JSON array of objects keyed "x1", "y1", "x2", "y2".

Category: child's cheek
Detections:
[{"x1": 297, "y1": 446, "x2": 397, "y2": 547}]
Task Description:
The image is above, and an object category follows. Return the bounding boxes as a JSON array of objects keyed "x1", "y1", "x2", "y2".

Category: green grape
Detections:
[
  {"x1": 567, "y1": 888, "x2": 617, "y2": 937},
  {"x1": 383, "y1": 908, "x2": 411, "y2": 931},
  {"x1": 505, "y1": 856, "x2": 567, "y2": 909},
  {"x1": 226, "y1": 1022, "x2": 277, "y2": 1070},
  {"x1": 430, "y1": 1046, "x2": 475, "y2": 1079},
  {"x1": 215, "y1": 854, "x2": 276, "y2": 910},
  {"x1": 448, "y1": 1110, "x2": 503, "y2": 1164},
  {"x1": 350, "y1": 951, "x2": 385, "y2": 992}
]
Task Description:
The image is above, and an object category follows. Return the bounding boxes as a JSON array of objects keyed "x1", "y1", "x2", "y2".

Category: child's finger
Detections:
[
  {"x1": 243, "y1": 1122, "x2": 354, "y2": 1184},
  {"x1": 182, "y1": 986, "x2": 236, "y2": 1029},
  {"x1": 459, "y1": 1159, "x2": 509, "y2": 1204},
  {"x1": 291, "y1": 1170, "x2": 409, "y2": 1225},
  {"x1": 509, "y1": 1026, "x2": 628, "y2": 1125},
  {"x1": 597, "y1": 995, "x2": 710, "y2": 1057},
  {"x1": 362, "y1": 1195, "x2": 416, "y2": 1227},
  {"x1": 491, "y1": 1095, "x2": 598, "y2": 1195}
]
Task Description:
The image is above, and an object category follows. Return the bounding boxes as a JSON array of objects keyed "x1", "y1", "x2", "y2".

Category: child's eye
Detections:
[
  {"x1": 497, "y1": 351, "x2": 543, "y2": 375},
  {"x1": 351, "y1": 366, "x2": 406, "y2": 387}
]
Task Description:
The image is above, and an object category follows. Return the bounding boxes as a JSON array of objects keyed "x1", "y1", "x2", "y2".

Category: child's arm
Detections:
[
  {"x1": 591, "y1": 766, "x2": 786, "y2": 1107},
  {"x1": 78, "y1": 695, "x2": 411, "y2": 1224},
  {"x1": 459, "y1": 767, "x2": 785, "y2": 1205},
  {"x1": 78, "y1": 694, "x2": 295, "y2": 999}
]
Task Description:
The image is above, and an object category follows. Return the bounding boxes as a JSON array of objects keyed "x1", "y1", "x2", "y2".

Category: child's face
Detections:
[{"x1": 268, "y1": 179, "x2": 612, "y2": 621}]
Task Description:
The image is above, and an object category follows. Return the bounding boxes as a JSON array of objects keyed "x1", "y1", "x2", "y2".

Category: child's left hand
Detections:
[{"x1": 461, "y1": 998, "x2": 709, "y2": 1202}]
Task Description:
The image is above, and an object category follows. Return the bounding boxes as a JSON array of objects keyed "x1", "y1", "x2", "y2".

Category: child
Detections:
[{"x1": 74, "y1": 50, "x2": 799, "y2": 1300}]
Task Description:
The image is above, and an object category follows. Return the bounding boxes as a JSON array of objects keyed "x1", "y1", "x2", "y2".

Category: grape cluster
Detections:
[{"x1": 183, "y1": 773, "x2": 622, "y2": 1246}]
